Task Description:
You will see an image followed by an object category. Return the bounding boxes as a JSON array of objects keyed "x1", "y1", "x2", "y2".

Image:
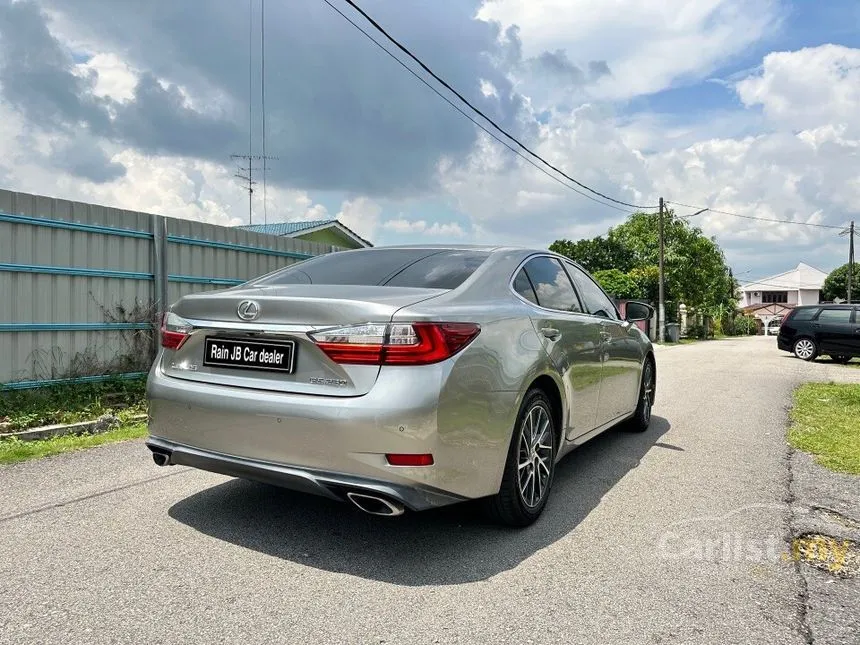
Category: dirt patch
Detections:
[{"x1": 792, "y1": 533, "x2": 860, "y2": 578}]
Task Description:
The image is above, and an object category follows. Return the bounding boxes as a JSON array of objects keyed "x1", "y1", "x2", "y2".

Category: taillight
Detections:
[
  {"x1": 161, "y1": 311, "x2": 192, "y2": 350},
  {"x1": 309, "y1": 322, "x2": 480, "y2": 366}
]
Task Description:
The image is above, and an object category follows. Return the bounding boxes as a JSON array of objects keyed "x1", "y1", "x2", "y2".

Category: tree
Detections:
[
  {"x1": 549, "y1": 236, "x2": 635, "y2": 273},
  {"x1": 549, "y1": 210, "x2": 736, "y2": 312},
  {"x1": 592, "y1": 269, "x2": 644, "y2": 299},
  {"x1": 822, "y1": 263, "x2": 860, "y2": 302}
]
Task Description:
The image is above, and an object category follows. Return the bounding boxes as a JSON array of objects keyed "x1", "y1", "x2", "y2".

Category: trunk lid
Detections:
[{"x1": 160, "y1": 284, "x2": 447, "y2": 396}]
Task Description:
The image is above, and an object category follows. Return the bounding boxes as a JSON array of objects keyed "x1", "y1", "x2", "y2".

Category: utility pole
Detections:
[
  {"x1": 658, "y1": 197, "x2": 665, "y2": 343},
  {"x1": 848, "y1": 220, "x2": 855, "y2": 304}
]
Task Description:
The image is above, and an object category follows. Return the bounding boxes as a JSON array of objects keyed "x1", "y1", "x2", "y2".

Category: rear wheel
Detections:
[
  {"x1": 793, "y1": 338, "x2": 818, "y2": 361},
  {"x1": 485, "y1": 389, "x2": 557, "y2": 527},
  {"x1": 625, "y1": 359, "x2": 655, "y2": 433}
]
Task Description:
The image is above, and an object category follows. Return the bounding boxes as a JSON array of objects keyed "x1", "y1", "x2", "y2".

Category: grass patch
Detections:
[
  {"x1": 0, "y1": 377, "x2": 146, "y2": 431},
  {"x1": 789, "y1": 383, "x2": 860, "y2": 475},
  {"x1": 0, "y1": 422, "x2": 147, "y2": 465}
]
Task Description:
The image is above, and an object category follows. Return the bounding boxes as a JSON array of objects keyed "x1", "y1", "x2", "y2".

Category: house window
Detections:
[{"x1": 762, "y1": 291, "x2": 788, "y2": 303}]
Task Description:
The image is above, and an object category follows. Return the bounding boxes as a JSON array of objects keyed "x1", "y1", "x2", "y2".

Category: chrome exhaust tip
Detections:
[
  {"x1": 346, "y1": 492, "x2": 405, "y2": 517},
  {"x1": 152, "y1": 451, "x2": 171, "y2": 467}
]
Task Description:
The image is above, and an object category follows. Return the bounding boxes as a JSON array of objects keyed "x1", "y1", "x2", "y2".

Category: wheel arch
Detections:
[{"x1": 527, "y1": 374, "x2": 565, "y2": 451}]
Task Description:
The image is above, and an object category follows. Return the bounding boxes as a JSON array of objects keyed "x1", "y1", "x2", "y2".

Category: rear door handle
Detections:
[{"x1": 540, "y1": 327, "x2": 561, "y2": 340}]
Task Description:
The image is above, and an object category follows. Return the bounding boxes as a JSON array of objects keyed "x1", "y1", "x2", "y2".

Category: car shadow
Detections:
[{"x1": 168, "y1": 416, "x2": 671, "y2": 586}]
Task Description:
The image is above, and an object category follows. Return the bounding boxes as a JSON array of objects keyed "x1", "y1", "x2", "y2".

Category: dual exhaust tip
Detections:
[{"x1": 151, "y1": 449, "x2": 404, "y2": 517}]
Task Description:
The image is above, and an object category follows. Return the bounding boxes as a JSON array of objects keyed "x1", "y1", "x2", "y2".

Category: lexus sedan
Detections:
[{"x1": 146, "y1": 246, "x2": 656, "y2": 526}]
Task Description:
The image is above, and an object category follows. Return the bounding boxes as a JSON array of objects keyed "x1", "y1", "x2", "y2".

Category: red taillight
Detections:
[
  {"x1": 386, "y1": 453, "x2": 434, "y2": 466},
  {"x1": 309, "y1": 322, "x2": 480, "y2": 366},
  {"x1": 161, "y1": 311, "x2": 192, "y2": 350}
]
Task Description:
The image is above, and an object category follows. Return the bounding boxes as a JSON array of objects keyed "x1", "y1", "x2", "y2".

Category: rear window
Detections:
[
  {"x1": 255, "y1": 249, "x2": 489, "y2": 289},
  {"x1": 788, "y1": 307, "x2": 819, "y2": 321}
]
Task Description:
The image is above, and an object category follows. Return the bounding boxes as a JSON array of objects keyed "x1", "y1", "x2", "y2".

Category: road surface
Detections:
[{"x1": 1, "y1": 336, "x2": 858, "y2": 644}]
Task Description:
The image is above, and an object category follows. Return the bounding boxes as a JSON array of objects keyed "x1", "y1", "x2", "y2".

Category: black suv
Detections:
[{"x1": 777, "y1": 304, "x2": 860, "y2": 362}]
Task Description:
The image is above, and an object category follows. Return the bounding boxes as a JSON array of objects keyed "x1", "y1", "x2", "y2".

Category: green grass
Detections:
[
  {"x1": 0, "y1": 422, "x2": 147, "y2": 465},
  {"x1": 789, "y1": 383, "x2": 860, "y2": 475},
  {"x1": 0, "y1": 378, "x2": 146, "y2": 431}
]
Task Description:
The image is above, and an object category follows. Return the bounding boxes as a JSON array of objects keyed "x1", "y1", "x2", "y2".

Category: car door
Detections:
[
  {"x1": 512, "y1": 256, "x2": 603, "y2": 440},
  {"x1": 565, "y1": 262, "x2": 643, "y2": 427},
  {"x1": 814, "y1": 308, "x2": 855, "y2": 355}
]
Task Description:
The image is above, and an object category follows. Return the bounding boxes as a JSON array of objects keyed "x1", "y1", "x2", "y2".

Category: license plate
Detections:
[{"x1": 203, "y1": 337, "x2": 295, "y2": 373}]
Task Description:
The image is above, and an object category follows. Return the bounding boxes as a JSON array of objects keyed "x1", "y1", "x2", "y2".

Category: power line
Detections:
[
  {"x1": 669, "y1": 200, "x2": 844, "y2": 230},
  {"x1": 320, "y1": 0, "x2": 637, "y2": 215},
  {"x1": 325, "y1": 0, "x2": 656, "y2": 212},
  {"x1": 261, "y1": 0, "x2": 268, "y2": 225}
]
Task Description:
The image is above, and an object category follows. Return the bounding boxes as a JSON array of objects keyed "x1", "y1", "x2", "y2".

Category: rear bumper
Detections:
[
  {"x1": 145, "y1": 436, "x2": 466, "y2": 511},
  {"x1": 776, "y1": 335, "x2": 792, "y2": 352},
  {"x1": 146, "y1": 362, "x2": 520, "y2": 502}
]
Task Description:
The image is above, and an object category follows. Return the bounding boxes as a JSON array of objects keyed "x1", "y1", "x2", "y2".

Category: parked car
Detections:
[
  {"x1": 146, "y1": 246, "x2": 656, "y2": 526},
  {"x1": 777, "y1": 304, "x2": 860, "y2": 363}
]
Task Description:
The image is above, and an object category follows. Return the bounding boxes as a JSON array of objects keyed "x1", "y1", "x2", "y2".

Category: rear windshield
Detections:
[{"x1": 255, "y1": 249, "x2": 490, "y2": 289}]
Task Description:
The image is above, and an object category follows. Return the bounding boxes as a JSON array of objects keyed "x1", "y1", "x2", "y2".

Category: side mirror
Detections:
[{"x1": 625, "y1": 301, "x2": 654, "y2": 322}]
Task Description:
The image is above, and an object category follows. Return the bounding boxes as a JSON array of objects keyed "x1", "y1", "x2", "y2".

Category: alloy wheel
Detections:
[
  {"x1": 517, "y1": 404, "x2": 553, "y2": 508},
  {"x1": 641, "y1": 362, "x2": 654, "y2": 425},
  {"x1": 794, "y1": 339, "x2": 815, "y2": 360}
]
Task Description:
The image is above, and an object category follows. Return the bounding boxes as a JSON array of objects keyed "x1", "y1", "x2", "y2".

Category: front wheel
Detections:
[
  {"x1": 793, "y1": 338, "x2": 817, "y2": 361},
  {"x1": 830, "y1": 355, "x2": 852, "y2": 364},
  {"x1": 484, "y1": 389, "x2": 557, "y2": 527}
]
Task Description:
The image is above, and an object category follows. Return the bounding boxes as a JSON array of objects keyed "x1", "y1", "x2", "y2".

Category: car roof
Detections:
[{"x1": 795, "y1": 303, "x2": 855, "y2": 308}]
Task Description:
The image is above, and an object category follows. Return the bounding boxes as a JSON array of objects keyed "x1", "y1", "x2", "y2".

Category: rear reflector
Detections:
[
  {"x1": 386, "y1": 453, "x2": 434, "y2": 466},
  {"x1": 309, "y1": 322, "x2": 480, "y2": 366}
]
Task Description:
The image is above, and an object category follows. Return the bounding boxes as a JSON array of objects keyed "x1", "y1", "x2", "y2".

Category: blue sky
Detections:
[{"x1": 0, "y1": 0, "x2": 858, "y2": 277}]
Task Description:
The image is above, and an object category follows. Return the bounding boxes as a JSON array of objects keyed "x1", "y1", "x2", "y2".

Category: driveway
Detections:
[{"x1": 1, "y1": 336, "x2": 857, "y2": 645}]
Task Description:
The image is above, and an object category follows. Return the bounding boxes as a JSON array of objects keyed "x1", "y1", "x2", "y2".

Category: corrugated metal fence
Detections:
[{"x1": 0, "y1": 189, "x2": 341, "y2": 388}]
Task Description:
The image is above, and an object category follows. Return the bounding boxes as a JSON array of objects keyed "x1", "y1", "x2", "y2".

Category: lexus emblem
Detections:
[{"x1": 237, "y1": 300, "x2": 261, "y2": 321}]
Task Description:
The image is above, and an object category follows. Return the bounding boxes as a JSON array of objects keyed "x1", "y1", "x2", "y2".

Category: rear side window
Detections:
[
  {"x1": 816, "y1": 308, "x2": 852, "y2": 323},
  {"x1": 255, "y1": 249, "x2": 488, "y2": 288},
  {"x1": 512, "y1": 269, "x2": 538, "y2": 305},
  {"x1": 521, "y1": 257, "x2": 582, "y2": 312},
  {"x1": 788, "y1": 308, "x2": 819, "y2": 321}
]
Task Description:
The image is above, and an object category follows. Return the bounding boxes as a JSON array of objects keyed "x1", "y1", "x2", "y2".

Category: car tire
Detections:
[
  {"x1": 485, "y1": 389, "x2": 557, "y2": 527},
  {"x1": 830, "y1": 355, "x2": 852, "y2": 364},
  {"x1": 625, "y1": 358, "x2": 655, "y2": 433},
  {"x1": 793, "y1": 337, "x2": 818, "y2": 361}
]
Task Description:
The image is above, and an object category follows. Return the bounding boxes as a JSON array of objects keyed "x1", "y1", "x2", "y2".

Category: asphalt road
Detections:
[{"x1": 2, "y1": 336, "x2": 859, "y2": 645}]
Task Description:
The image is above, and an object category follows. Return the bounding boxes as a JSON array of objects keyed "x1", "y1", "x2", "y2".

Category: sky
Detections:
[{"x1": 0, "y1": 0, "x2": 858, "y2": 281}]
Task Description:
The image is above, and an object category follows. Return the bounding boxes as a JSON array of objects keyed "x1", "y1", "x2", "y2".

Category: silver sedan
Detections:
[{"x1": 146, "y1": 246, "x2": 656, "y2": 526}]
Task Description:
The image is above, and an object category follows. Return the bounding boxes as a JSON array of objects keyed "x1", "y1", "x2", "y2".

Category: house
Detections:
[
  {"x1": 738, "y1": 262, "x2": 828, "y2": 334},
  {"x1": 238, "y1": 219, "x2": 372, "y2": 250}
]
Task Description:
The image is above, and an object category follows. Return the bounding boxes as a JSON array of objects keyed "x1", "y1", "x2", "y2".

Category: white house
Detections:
[
  {"x1": 739, "y1": 262, "x2": 827, "y2": 308},
  {"x1": 738, "y1": 262, "x2": 828, "y2": 334}
]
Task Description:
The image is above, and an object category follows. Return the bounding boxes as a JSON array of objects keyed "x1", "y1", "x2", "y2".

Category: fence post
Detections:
[{"x1": 153, "y1": 215, "x2": 168, "y2": 323}]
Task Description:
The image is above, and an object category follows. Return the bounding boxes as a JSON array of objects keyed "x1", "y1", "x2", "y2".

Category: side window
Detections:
[
  {"x1": 521, "y1": 257, "x2": 582, "y2": 313},
  {"x1": 816, "y1": 308, "x2": 852, "y2": 324},
  {"x1": 566, "y1": 263, "x2": 619, "y2": 320},
  {"x1": 512, "y1": 269, "x2": 538, "y2": 305}
]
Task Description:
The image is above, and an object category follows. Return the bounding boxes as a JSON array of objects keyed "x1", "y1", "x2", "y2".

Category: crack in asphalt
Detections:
[
  {"x1": 785, "y1": 440, "x2": 814, "y2": 645},
  {"x1": 0, "y1": 468, "x2": 190, "y2": 524}
]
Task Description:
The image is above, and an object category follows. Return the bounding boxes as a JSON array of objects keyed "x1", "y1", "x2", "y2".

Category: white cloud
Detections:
[
  {"x1": 74, "y1": 52, "x2": 138, "y2": 102},
  {"x1": 479, "y1": 0, "x2": 780, "y2": 101},
  {"x1": 736, "y1": 44, "x2": 860, "y2": 135},
  {"x1": 382, "y1": 218, "x2": 466, "y2": 237},
  {"x1": 336, "y1": 197, "x2": 382, "y2": 241}
]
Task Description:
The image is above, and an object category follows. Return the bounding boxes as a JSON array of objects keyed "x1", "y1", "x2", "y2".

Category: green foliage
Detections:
[
  {"x1": 726, "y1": 315, "x2": 758, "y2": 336},
  {"x1": 549, "y1": 236, "x2": 635, "y2": 273},
  {"x1": 822, "y1": 263, "x2": 860, "y2": 302},
  {"x1": 592, "y1": 269, "x2": 644, "y2": 299},
  {"x1": 0, "y1": 422, "x2": 147, "y2": 464},
  {"x1": 628, "y1": 265, "x2": 660, "y2": 302},
  {"x1": 0, "y1": 378, "x2": 147, "y2": 431},
  {"x1": 789, "y1": 383, "x2": 860, "y2": 475},
  {"x1": 685, "y1": 323, "x2": 706, "y2": 339}
]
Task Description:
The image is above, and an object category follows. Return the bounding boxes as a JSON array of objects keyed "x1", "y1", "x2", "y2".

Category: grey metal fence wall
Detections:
[{"x1": 0, "y1": 189, "x2": 341, "y2": 388}]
